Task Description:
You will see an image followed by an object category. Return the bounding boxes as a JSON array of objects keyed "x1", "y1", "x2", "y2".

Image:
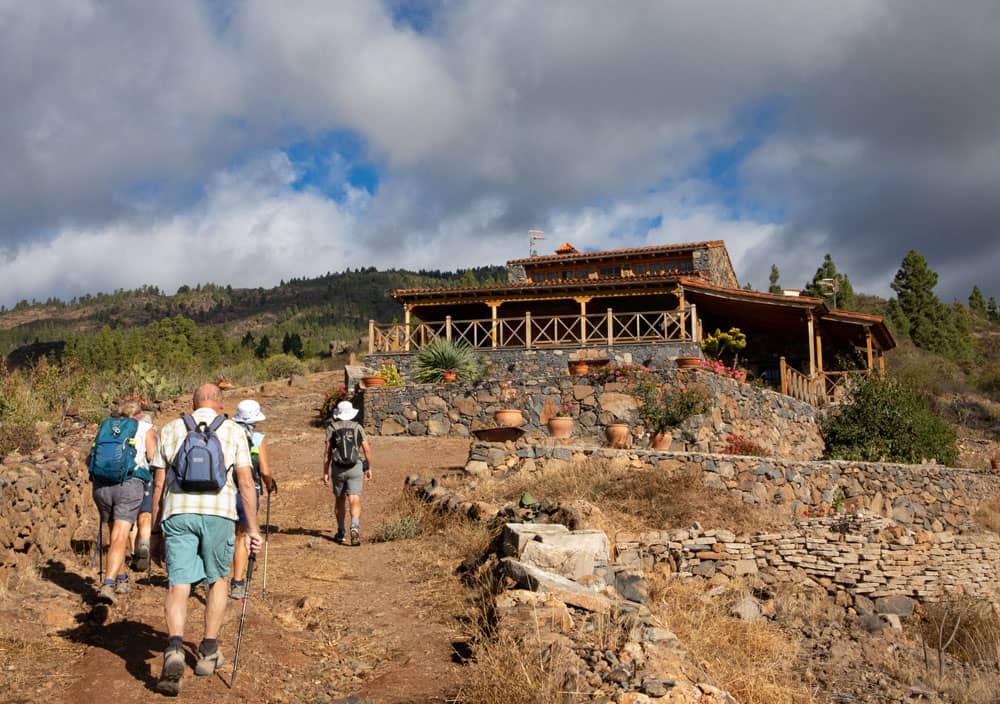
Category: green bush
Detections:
[
  {"x1": 412, "y1": 338, "x2": 481, "y2": 383},
  {"x1": 822, "y1": 375, "x2": 957, "y2": 465},
  {"x1": 264, "y1": 353, "x2": 307, "y2": 379}
]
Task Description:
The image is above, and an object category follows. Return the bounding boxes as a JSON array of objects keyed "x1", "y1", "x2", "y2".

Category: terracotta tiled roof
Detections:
[
  {"x1": 507, "y1": 239, "x2": 725, "y2": 265},
  {"x1": 555, "y1": 242, "x2": 579, "y2": 254},
  {"x1": 392, "y1": 272, "x2": 696, "y2": 298}
]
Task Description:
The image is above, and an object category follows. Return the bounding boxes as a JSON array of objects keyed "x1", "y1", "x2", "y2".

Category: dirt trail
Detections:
[{"x1": 12, "y1": 373, "x2": 473, "y2": 703}]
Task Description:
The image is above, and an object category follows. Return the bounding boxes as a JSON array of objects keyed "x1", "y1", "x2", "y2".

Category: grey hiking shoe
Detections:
[
  {"x1": 114, "y1": 578, "x2": 130, "y2": 595},
  {"x1": 350, "y1": 525, "x2": 361, "y2": 546},
  {"x1": 229, "y1": 581, "x2": 246, "y2": 600},
  {"x1": 132, "y1": 542, "x2": 150, "y2": 571},
  {"x1": 97, "y1": 582, "x2": 117, "y2": 605},
  {"x1": 156, "y1": 648, "x2": 185, "y2": 695},
  {"x1": 194, "y1": 649, "x2": 225, "y2": 676}
]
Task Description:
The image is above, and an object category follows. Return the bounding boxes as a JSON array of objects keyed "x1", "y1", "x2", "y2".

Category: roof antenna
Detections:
[{"x1": 528, "y1": 229, "x2": 545, "y2": 257}]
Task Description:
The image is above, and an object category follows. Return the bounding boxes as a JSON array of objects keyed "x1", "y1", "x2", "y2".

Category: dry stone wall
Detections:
[
  {"x1": 467, "y1": 443, "x2": 1000, "y2": 530},
  {"x1": 364, "y1": 367, "x2": 824, "y2": 460}
]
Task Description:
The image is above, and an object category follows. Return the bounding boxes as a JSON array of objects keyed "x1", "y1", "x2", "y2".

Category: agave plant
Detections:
[{"x1": 412, "y1": 338, "x2": 480, "y2": 383}]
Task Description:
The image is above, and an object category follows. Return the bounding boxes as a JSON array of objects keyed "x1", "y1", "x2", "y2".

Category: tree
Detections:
[
  {"x1": 989, "y1": 296, "x2": 999, "y2": 321},
  {"x1": 282, "y1": 332, "x2": 304, "y2": 359},
  {"x1": 768, "y1": 264, "x2": 782, "y2": 295},
  {"x1": 803, "y1": 254, "x2": 856, "y2": 309},
  {"x1": 241, "y1": 332, "x2": 255, "y2": 349},
  {"x1": 888, "y1": 250, "x2": 972, "y2": 361},
  {"x1": 969, "y1": 286, "x2": 987, "y2": 315},
  {"x1": 255, "y1": 335, "x2": 271, "y2": 360}
]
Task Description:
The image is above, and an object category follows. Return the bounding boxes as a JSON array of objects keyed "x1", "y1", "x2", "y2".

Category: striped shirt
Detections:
[{"x1": 152, "y1": 407, "x2": 251, "y2": 522}]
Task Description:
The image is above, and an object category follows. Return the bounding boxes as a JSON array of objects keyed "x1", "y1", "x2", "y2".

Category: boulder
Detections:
[
  {"x1": 521, "y1": 540, "x2": 595, "y2": 580},
  {"x1": 501, "y1": 558, "x2": 612, "y2": 613},
  {"x1": 502, "y1": 523, "x2": 571, "y2": 557},
  {"x1": 874, "y1": 595, "x2": 915, "y2": 617}
]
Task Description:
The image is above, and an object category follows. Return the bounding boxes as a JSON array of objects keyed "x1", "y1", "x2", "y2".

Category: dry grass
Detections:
[
  {"x1": 471, "y1": 458, "x2": 788, "y2": 533},
  {"x1": 648, "y1": 575, "x2": 817, "y2": 704},
  {"x1": 974, "y1": 494, "x2": 1000, "y2": 533}
]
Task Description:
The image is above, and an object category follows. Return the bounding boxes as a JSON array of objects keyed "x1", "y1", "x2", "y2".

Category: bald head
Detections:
[{"x1": 192, "y1": 383, "x2": 224, "y2": 412}]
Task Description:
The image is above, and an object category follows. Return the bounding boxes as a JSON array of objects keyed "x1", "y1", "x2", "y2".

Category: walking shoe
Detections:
[
  {"x1": 194, "y1": 649, "x2": 225, "y2": 676},
  {"x1": 156, "y1": 648, "x2": 185, "y2": 695},
  {"x1": 333, "y1": 531, "x2": 346, "y2": 544},
  {"x1": 350, "y1": 525, "x2": 361, "y2": 546},
  {"x1": 229, "y1": 580, "x2": 246, "y2": 600},
  {"x1": 132, "y1": 542, "x2": 150, "y2": 571},
  {"x1": 114, "y1": 577, "x2": 130, "y2": 595},
  {"x1": 97, "y1": 581, "x2": 117, "y2": 605}
]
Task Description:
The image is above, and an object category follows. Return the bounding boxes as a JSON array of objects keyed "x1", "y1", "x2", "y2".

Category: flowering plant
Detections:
[
  {"x1": 553, "y1": 402, "x2": 574, "y2": 418},
  {"x1": 591, "y1": 362, "x2": 649, "y2": 383},
  {"x1": 705, "y1": 358, "x2": 747, "y2": 383},
  {"x1": 121, "y1": 393, "x2": 152, "y2": 409},
  {"x1": 320, "y1": 386, "x2": 350, "y2": 421},
  {"x1": 377, "y1": 363, "x2": 404, "y2": 386},
  {"x1": 723, "y1": 433, "x2": 768, "y2": 457},
  {"x1": 498, "y1": 379, "x2": 520, "y2": 405}
]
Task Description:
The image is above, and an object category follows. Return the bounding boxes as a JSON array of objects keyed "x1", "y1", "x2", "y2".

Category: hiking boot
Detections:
[
  {"x1": 229, "y1": 580, "x2": 246, "y2": 600},
  {"x1": 97, "y1": 582, "x2": 117, "y2": 605},
  {"x1": 333, "y1": 531, "x2": 346, "y2": 544},
  {"x1": 114, "y1": 578, "x2": 130, "y2": 595},
  {"x1": 194, "y1": 649, "x2": 225, "y2": 676},
  {"x1": 350, "y1": 525, "x2": 361, "y2": 546},
  {"x1": 132, "y1": 542, "x2": 150, "y2": 571},
  {"x1": 156, "y1": 648, "x2": 185, "y2": 696}
]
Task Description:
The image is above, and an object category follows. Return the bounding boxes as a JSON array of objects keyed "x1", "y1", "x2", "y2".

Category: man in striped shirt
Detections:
[{"x1": 150, "y1": 383, "x2": 262, "y2": 696}]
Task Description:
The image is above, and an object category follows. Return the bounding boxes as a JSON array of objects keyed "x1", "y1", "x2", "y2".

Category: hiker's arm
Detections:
[
  {"x1": 149, "y1": 466, "x2": 167, "y2": 563},
  {"x1": 235, "y1": 464, "x2": 262, "y2": 553},
  {"x1": 144, "y1": 427, "x2": 157, "y2": 464},
  {"x1": 322, "y1": 439, "x2": 332, "y2": 485},
  {"x1": 258, "y1": 438, "x2": 275, "y2": 493},
  {"x1": 361, "y1": 438, "x2": 372, "y2": 479}
]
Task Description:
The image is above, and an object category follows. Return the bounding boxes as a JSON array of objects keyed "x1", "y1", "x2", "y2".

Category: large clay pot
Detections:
[
  {"x1": 650, "y1": 432, "x2": 673, "y2": 451},
  {"x1": 605, "y1": 423, "x2": 630, "y2": 449},
  {"x1": 674, "y1": 356, "x2": 703, "y2": 370},
  {"x1": 494, "y1": 409, "x2": 524, "y2": 427},
  {"x1": 362, "y1": 375, "x2": 385, "y2": 387},
  {"x1": 472, "y1": 426, "x2": 525, "y2": 443},
  {"x1": 547, "y1": 417, "x2": 574, "y2": 439},
  {"x1": 991, "y1": 458, "x2": 1000, "y2": 471},
  {"x1": 568, "y1": 360, "x2": 589, "y2": 376}
]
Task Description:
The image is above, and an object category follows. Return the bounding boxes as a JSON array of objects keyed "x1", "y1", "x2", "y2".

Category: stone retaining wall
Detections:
[
  {"x1": 466, "y1": 444, "x2": 1000, "y2": 529},
  {"x1": 615, "y1": 515, "x2": 1000, "y2": 604},
  {"x1": 364, "y1": 367, "x2": 825, "y2": 460}
]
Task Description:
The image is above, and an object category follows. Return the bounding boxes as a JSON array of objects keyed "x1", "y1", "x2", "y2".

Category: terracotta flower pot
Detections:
[
  {"x1": 362, "y1": 375, "x2": 385, "y2": 387},
  {"x1": 441, "y1": 370, "x2": 457, "y2": 383},
  {"x1": 568, "y1": 360, "x2": 589, "y2": 376},
  {"x1": 472, "y1": 426, "x2": 525, "y2": 443},
  {"x1": 494, "y1": 409, "x2": 524, "y2": 427},
  {"x1": 605, "y1": 423, "x2": 630, "y2": 449},
  {"x1": 547, "y1": 417, "x2": 574, "y2": 438},
  {"x1": 674, "y1": 356, "x2": 703, "y2": 370},
  {"x1": 650, "y1": 432, "x2": 673, "y2": 451},
  {"x1": 991, "y1": 458, "x2": 1000, "y2": 471}
]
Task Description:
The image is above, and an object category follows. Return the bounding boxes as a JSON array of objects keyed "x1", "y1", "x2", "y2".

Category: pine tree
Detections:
[
  {"x1": 969, "y1": 286, "x2": 987, "y2": 315},
  {"x1": 255, "y1": 335, "x2": 271, "y2": 360},
  {"x1": 988, "y1": 296, "x2": 999, "y2": 321},
  {"x1": 768, "y1": 264, "x2": 782, "y2": 295},
  {"x1": 803, "y1": 254, "x2": 856, "y2": 309},
  {"x1": 889, "y1": 250, "x2": 971, "y2": 360}
]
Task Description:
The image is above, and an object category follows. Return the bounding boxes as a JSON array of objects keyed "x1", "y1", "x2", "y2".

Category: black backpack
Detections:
[{"x1": 329, "y1": 423, "x2": 361, "y2": 468}]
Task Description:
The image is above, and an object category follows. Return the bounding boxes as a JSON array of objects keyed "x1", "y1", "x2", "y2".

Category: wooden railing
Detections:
[
  {"x1": 780, "y1": 357, "x2": 870, "y2": 407},
  {"x1": 369, "y1": 307, "x2": 695, "y2": 353}
]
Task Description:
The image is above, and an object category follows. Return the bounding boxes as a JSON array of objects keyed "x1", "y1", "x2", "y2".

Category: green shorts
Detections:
[
  {"x1": 162, "y1": 514, "x2": 236, "y2": 587},
  {"x1": 332, "y1": 462, "x2": 364, "y2": 497}
]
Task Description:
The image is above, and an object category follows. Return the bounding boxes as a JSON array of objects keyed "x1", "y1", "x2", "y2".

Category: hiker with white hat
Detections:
[
  {"x1": 322, "y1": 400, "x2": 372, "y2": 546},
  {"x1": 230, "y1": 399, "x2": 275, "y2": 598}
]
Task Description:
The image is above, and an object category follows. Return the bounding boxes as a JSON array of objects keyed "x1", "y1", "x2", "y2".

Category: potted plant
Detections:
[
  {"x1": 546, "y1": 402, "x2": 575, "y2": 438},
  {"x1": 605, "y1": 423, "x2": 630, "y2": 448},
  {"x1": 635, "y1": 376, "x2": 710, "y2": 451},
  {"x1": 568, "y1": 359, "x2": 590, "y2": 376},
  {"x1": 494, "y1": 380, "x2": 524, "y2": 427},
  {"x1": 362, "y1": 363, "x2": 404, "y2": 388},
  {"x1": 413, "y1": 338, "x2": 480, "y2": 383},
  {"x1": 674, "y1": 356, "x2": 703, "y2": 370}
]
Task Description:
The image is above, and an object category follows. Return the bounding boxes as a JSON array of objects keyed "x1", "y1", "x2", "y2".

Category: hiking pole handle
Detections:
[{"x1": 230, "y1": 553, "x2": 255, "y2": 688}]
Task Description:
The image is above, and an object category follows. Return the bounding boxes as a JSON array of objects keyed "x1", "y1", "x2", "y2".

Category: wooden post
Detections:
[
  {"x1": 689, "y1": 303, "x2": 698, "y2": 342},
  {"x1": 780, "y1": 356, "x2": 788, "y2": 396},
  {"x1": 807, "y1": 315, "x2": 815, "y2": 377},
  {"x1": 404, "y1": 306, "x2": 412, "y2": 352},
  {"x1": 489, "y1": 302, "x2": 499, "y2": 349},
  {"x1": 607, "y1": 308, "x2": 614, "y2": 346},
  {"x1": 575, "y1": 297, "x2": 590, "y2": 344},
  {"x1": 525, "y1": 312, "x2": 532, "y2": 349},
  {"x1": 446, "y1": 315, "x2": 452, "y2": 343},
  {"x1": 368, "y1": 320, "x2": 375, "y2": 354},
  {"x1": 815, "y1": 330, "x2": 824, "y2": 373},
  {"x1": 866, "y1": 329, "x2": 874, "y2": 370},
  {"x1": 878, "y1": 349, "x2": 885, "y2": 378}
]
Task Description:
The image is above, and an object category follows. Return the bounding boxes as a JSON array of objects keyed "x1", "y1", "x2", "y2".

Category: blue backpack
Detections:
[
  {"x1": 89, "y1": 417, "x2": 142, "y2": 483},
  {"x1": 172, "y1": 414, "x2": 229, "y2": 492}
]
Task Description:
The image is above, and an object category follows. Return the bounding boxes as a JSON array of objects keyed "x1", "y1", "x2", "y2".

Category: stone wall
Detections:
[
  {"x1": 615, "y1": 515, "x2": 1000, "y2": 605},
  {"x1": 363, "y1": 367, "x2": 825, "y2": 460},
  {"x1": 465, "y1": 444, "x2": 1000, "y2": 530}
]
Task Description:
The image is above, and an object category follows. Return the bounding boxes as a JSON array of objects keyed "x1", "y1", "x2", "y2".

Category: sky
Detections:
[{"x1": 2, "y1": 0, "x2": 999, "y2": 309}]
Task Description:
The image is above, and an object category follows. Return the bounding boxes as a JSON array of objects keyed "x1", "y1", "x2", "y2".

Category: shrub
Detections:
[
  {"x1": 590, "y1": 362, "x2": 648, "y2": 383},
  {"x1": 319, "y1": 386, "x2": 350, "y2": 422},
  {"x1": 821, "y1": 375, "x2": 957, "y2": 465},
  {"x1": 412, "y1": 338, "x2": 481, "y2": 383},
  {"x1": 377, "y1": 362, "x2": 404, "y2": 386},
  {"x1": 724, "y1": 434, "x2": 768, "y2": 457},
  {"x1": 634, "y1": 375, "x2": 711, "y2": 434},
  {"x1": 264, "y1": 353, "x2": 307, "y2": 379}
]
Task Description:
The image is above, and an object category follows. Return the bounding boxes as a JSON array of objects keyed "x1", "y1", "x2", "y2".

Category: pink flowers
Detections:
[
  {"x1": 723, "y1": 433, "x2": 768, "y2": 456},
  {"x1": 554, "y1": 402, "x2": 575, "y2": 417},
  {"x1": 706, "y1": 359, "x2": 747, "y2": 382}
]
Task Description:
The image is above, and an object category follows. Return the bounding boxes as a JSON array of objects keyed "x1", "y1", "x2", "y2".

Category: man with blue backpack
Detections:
[
  {"x1": 89, "y1": 398, "x2": 157, "y2": 605},
  {"x1": 149, "y1": 383, "x2": 262, "y2": 696}
]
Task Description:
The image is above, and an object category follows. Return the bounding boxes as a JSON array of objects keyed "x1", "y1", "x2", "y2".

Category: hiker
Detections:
[
  {"x1": 89, "y1": 399, "x2": 156, "y2": 604},
  {"x1": 130, "y1": 411, "x2": 158, "y2": 572},
  {"x1": 149, "y1": 383, "x2": 262, "y2": 696},
  {"x1": 229, "y1": 399, "x2": 275, "y2": 600},
  {"x1": 323, "y1": 400, "x2": 373, "y2": 546}
]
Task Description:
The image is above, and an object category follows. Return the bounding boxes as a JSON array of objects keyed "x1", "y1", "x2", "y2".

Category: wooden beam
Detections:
[
  {"x1": 607, "y1": 308, "x2": 614, "y2": 346},
  {"x1": 815, "y1": 329, "x2": 823, "y2": 373},
  {"x1": 878, "y1": 349, "x2": 885, "y2": 378},
  {"x1": 488, "y1": 302, "x2": 499, "y2": 348},
  {"x1": 525, "y1": 312, "x2": 532, "y2": 349},
  {"x1": 574, "y1": 297, "x2": 591, "y2": 344},
  {"x1": 368, "y1": 319, "x2": 375, "y2": 354},
  {"x1": 780, "y1": 356, "x2": 788, "y2": 396},
  {"x1": 807, "y1": 315, "x2": 815, "y2": 376},
  {"x1": 404, "y1": 305, "x2": 412, "y2": 352},
  {"x1": 866, "y1": 329, "x2": 874, "y2": 370}
]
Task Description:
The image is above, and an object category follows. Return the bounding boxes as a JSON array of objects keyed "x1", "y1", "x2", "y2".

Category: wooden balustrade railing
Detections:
[
  {"x1": 369, "y1": 307, "x2": 693, "y2": 353},
  {"x1": 779, "y1": 358, "x2": 871, "y2": 407}
]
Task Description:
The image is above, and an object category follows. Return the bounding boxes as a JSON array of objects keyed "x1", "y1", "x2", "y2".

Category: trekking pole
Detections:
[
  {"x1": 229, "y1": 553, "x2": 255, "y2": 688},
  {"x1": 262, "y1": 488, "x2": 272, "y2": 594}
]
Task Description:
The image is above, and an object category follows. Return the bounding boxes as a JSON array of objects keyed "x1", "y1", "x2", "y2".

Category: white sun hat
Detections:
[
  {"x1": 233, "y1": 399, "x2": 266, "y2": 424},
  {"x1": 332, "y1": 400, "x2": 359, "y2": 421}
]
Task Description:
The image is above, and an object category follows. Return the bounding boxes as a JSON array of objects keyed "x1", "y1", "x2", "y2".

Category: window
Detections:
[
  {"x1": 562, "y1": 271, "x2": 573, "y2": 280},
  {"x1": 599, "y1": 267, "x2": 618, "y2": 278},
  {"x1": 532, "y1": 273, "x2": 545, "y2": 283},
  {"x1": 633, "y1": 264, "x2": 648, "y2": 276},
  {"x1": 547, "y1": 271, "x2": 561, "y2": 280}
]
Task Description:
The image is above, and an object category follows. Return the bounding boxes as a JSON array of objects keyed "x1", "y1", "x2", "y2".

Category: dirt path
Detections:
[{"x1": 8, "y1": 373, "x2": 474, "y2": 704}]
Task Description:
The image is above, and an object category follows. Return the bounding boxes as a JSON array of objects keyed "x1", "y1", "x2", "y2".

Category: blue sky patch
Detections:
[{"x1": 285, "y1": 130, "x2": 380, "y2": 200}]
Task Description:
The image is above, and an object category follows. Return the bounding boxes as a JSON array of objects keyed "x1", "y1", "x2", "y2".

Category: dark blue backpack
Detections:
[
  {"x1": 172, "y1": 414, "x2": 228, "y2": 492},
  {"x1": 89, "y1": 417, "x2": 140, "y2": 483}
]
